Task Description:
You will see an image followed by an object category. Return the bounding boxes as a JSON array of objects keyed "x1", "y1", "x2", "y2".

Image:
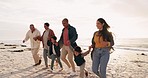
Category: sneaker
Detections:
[
  {"x1": 33, "y1": 63, "x2": 38, "y2": 66},
  {"x1": 38, "y1": 60, "x2": 41, "y2": 65},
  {"x1": 34, "y1": 60, "x2": 41, "y2": 66},
  {"x1": 85, "y1": 70, "x2": 88, "y2": 77},
  {"x1": 70, "y1": 71, "x2": 76, "y2": 76},
  {"x1": 63, "y1": 68, "x2": 71, "y2": 73}
]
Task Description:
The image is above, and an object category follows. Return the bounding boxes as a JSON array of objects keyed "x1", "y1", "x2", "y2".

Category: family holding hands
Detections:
[{"x1": 23, "y1": 18, "x2": 114, "y2": 78}]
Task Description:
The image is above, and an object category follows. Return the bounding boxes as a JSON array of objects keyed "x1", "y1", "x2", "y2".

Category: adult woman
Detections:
[{"x1": 91, "y1": 18, "x2": 114, "y2": 78}]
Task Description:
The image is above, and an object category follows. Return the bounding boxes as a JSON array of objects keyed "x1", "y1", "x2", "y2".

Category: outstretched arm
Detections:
[
  {"x1": 82, "y1": 46, "x2": 91, "y2": 56},
  {"x1": 23, "y1": 31, "x2": 30, "y2": 43}
]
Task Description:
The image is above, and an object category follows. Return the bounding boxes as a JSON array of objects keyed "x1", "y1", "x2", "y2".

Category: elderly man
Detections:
[{"x1": 23, "y1": 24, "x2": 41, "y2": 66}]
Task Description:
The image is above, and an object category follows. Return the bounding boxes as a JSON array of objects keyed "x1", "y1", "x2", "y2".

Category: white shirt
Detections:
[
  {"x1": 52, "y1": 44, "x2": 56, "y2": 55},
  {"x1": 24, "y1": 29, "x2": 41, "y2": 49},
  {"x1": 43, "y1": 29, "x2": 50, "y2": 49}
]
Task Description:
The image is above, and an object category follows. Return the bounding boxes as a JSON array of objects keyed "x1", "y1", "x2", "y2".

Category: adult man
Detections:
[
  {"x1": 59, "y1": 18, "x2": 78, "y2": 74},
  {"x1": 23, "y1": 24, "x2": 41, "y2": 66},
  {"x1": 41, "y1": 22, "x2": 55, "y2": 68}
]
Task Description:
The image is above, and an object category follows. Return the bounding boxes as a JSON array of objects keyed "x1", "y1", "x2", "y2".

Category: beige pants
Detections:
[
  {"x1": 61, "y1": 45, "x2": 75, "y2": 72},
  {"x1": 79, "y1": 63, "x2": 85, "y2": 78},
  {"x1": 31, "y1": 48, "x2": 41, "y2": 64}
]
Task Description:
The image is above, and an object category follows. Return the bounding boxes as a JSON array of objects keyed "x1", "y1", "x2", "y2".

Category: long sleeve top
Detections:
[{"x1": 24, "y1": 29, "x2": 41, "y2": 49}]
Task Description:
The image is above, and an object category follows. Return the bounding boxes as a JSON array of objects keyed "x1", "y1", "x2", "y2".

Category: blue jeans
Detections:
[
  {"x1": 50, "y1": 54, "x2": 63, "y2": 70},
  {"x1": 92, "y1": 48, "x2": 110, "y2": 78},
  {"x1": 43, "y1": 49, "x2": 50, "y2": 67}
]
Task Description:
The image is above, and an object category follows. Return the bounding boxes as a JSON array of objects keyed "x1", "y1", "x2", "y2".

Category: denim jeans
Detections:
[
  {"x1": 43, "y1": 49, "x2": 50, "y2": 67},
  {"x1": 50, "y1": 54, "x2": 63, "y2": 70},
  {"x1": 92, "y1": 48, "x2": 110, "y2": 78}
]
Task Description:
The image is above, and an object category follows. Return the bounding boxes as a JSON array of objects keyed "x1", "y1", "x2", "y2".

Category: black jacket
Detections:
[
  {"x1": 74, "y1": 54, "x2": 85, "y2": 66},
  {"x1": 58, "y1": 25, "x2": 78, "y2": 48},
  {"x1": 47, "y1": 41, "x2": 61, "y2": 57}
]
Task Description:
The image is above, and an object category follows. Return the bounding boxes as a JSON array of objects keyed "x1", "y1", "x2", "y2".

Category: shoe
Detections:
[
  {"x1": 85, "y1": 70, "x2": 88, "y2": 77},
  {"x1": 38, "y1": 60, "x2": 41, "y2": 65},
  {"x1": 70, "y1": 71, "x2": 76, "y2": 76},
  {"x1": 35, "y1": 60, "x2": 41, "y2": 66},
  {"x1": 64, "y1": 68, "x2": 71, "y2": 74},
  {"x1": 33, "y1": 63, "x2": 38, "y2": 66}
]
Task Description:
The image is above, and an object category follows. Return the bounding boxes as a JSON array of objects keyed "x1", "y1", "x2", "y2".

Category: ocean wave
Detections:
[
  {"x1": 115, "y1": 47, "x2": 148, "y2": 52},
  {"x1": 80, "y1": 45, "x2": 148, "y2": 52}
]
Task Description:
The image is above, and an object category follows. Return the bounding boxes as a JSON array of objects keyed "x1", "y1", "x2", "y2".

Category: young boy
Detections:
[
  {"x1": 74, "y1": 46, "x2": 91, "y2": 78},
  {"x1": 48, "y1": 36, "x2": 63, "y2": 71}
]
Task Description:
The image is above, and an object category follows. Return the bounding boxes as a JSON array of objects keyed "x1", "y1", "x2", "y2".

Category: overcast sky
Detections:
[{"x1": 0, "y1": 0, "x2": 148, "y2": 40}]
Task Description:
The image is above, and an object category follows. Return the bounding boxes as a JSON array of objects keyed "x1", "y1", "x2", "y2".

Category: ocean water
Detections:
[
  {"x1": 115, "y1": 38, "x2": 148, "y2": 52},
  {"x1": 0, "y1": 40, "x2": 31, "y2": 47},
  {"x1": 78, "y1": 38, "x2": 148, "y2": 52},
  {"x1": 0, "y1": 38, "x2": 148, "y2": 52}
]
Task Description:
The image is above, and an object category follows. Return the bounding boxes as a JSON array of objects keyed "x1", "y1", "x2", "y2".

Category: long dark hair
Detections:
[
  {"x1": 91, "y1": 18, "x2": 114, "y2": 59},
  {"x1": 97, "y1": 18, "x2": 112, "y2": 41}
]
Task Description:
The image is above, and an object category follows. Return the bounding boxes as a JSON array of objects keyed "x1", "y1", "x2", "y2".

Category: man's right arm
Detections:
[
  {"x1": 23, "y1": 31, "x2": 30, "y2": 43},
  {"x1": 58, "y1": 31, "x2": 63, "y2": 49}
]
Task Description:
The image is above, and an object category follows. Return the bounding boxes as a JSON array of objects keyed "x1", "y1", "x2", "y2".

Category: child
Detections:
[
  {"x1": 74, "y1": 46, "x2": 91, "y2": 78},
  {"x1": 48, "y1": 36, "x2": 63, "y2": 71}
]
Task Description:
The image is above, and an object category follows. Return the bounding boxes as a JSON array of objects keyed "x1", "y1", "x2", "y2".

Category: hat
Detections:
[
  {"x1": 51, "y1": 36, "x2": 57, "y2": 40},
  {"x1": 74, "y1": 46, "x2": 82, "y2": 53}
]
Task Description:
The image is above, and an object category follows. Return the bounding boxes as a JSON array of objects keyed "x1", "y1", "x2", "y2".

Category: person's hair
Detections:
[
  {"x1": 51, "y1": 36, "x2": 57, "y2": 40},
  {"x1": 44, "y1": 22, "x2": 49, "y2": 27},
  {"x1": 62, "y1": 18, "x2": 69, "y2": 23},
  {"x1": 30, "y1": 24, "x2": 34, "y2": 26},
  {"x1": 97, "y1": 18, "x2": 112, "y2": 41},
  {"x1": 74, "y1": 46, "x2": 82, "y2": 53},
  {"x1": 97, "y1": 18, "x2": 110, "y2": 30}
]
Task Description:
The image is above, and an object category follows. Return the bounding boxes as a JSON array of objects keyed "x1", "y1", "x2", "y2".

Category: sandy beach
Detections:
[{"x1": 0, "y1": 42, "x2": 148, "y2": 78}]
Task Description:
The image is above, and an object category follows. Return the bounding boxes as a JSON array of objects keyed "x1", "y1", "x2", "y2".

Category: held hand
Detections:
[
  {"x1": 66, "y1": 40, "x2": 71, "y2": 45},
  {"x1": 33, "y1": 37, "x2": 37, "y2": 41},
  {"x1": 85, "y1": 46, "x2": 92, "y2": 54},
  {"x1": 90, "y1": 45, "x2": 94, "y2": 48},
  {"x1": 88, "y1": 46, "x2": 92, "y2": 51},
  {"x1": 36, "y1": 36, "x2": 41, "y2": 40}
]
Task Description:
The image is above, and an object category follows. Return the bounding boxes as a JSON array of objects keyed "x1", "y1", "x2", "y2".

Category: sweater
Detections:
[{"x1": 24, "y1": 28, "x2": 41, "y2": 49}]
